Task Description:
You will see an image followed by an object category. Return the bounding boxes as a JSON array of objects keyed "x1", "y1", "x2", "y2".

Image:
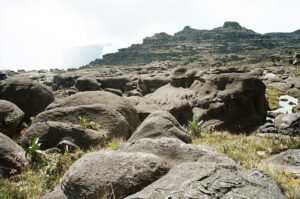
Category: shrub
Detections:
[{"x1": 187, "y1": 120, "x2": 203, "y2": 137}]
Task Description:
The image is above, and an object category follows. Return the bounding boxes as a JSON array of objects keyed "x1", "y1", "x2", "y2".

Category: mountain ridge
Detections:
[{"x1": 86, "y1": 21, "x2": 300, "y2": 67}]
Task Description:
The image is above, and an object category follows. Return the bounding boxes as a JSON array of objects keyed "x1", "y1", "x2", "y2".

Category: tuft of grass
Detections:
[
  {"x1": 259, "y1": 164, "x2": 300, "y2": 199},
  {"x1": 105, "y1": 138, "x2": 125, "y2": 151},
  {"x1": 291, "y1": 67, "x2": 300, "y2": 77},
  {"x1": 78, "y1": 116, "x2": 98, "y2": 130},
  {"x1": 186, "y1": 120, "x2": 203, "y2": 137},
  {"x1": 266, "y1": 86, "x2": 285, "y2": 110}
]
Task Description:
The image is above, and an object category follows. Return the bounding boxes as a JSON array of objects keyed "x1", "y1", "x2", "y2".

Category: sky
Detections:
[{"x1": 0, "y1": 0, "x2": 300, "y2": 70}]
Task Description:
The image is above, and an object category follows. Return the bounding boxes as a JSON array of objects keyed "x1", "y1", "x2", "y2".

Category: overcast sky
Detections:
[{"x1": 0, "y1": 0, "x2": 300, "y2": 70}]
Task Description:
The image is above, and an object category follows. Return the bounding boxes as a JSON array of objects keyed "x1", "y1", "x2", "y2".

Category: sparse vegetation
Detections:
[
  {"x1": 193, "y1": 132, "x2": 300, "y2": 198},
  {"x1": 186, "y1": 120, "x2": 203, "y2": 137},
  {"x1": 291, "y1": 67, "x2": 300, "y2": 77},
  {"x1": 266, "y1": 86, "x2": 285, "y2": 110},
  {"x1": 78, "y1": 116, "x2": 98, "y2": 130},
  {"x1": 0, "y1": 138, "x2": 124, "y2": 199}
]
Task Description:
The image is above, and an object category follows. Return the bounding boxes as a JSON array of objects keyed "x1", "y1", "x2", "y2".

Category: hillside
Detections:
[{"x1": 87, "y1": 21, "x2": 300, "y2": 67}]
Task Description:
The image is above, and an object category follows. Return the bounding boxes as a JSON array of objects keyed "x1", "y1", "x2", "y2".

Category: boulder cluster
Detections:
[{"x1": 0, "y1": 63, "x2": 299, "y2": 198}]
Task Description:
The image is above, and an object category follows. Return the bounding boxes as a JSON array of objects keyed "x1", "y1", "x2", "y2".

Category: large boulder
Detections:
[
  {"x1": 274, "y1": 113, "x2": 300, "y2": 136},
  {"x1": 20, "y1": 121, "x2": 106, "y2": 151},
  {"x1": 0, "y1": 78, "x2": 55, "y2": 119},
  {"x1": 74, "y1": 76, "x2": 101, "y2": 91},
  {"x1": 120, "y1": 138, "x2": 234, "y2": 165},
  {"x1": 52, "y1": 74, "x2": 78, "y2": 90},
  {"x1": 170, "y1": 66, "x2": 196, "y2": 88},
  {"x1": 47, "y1": 91, "x2": 140, "y2": 133},
  {"x1": 34, "y1": 104, "x2": 129, "y2": 139},
  {"x1": 145, "y1": 84, "x2": 195, "y2": 124},
  {"x1": 137, "y1": 75, "x2": 170, "y2": 95},
  {"x1": 0, "y1": 132, "x2": 28, "y2": 176},
  {"x1": 265, "y1": 149, "x2": 300, "y2": 178},
  {"x1": 127, "y1": 111, "x2": 191, "y2": 143},
  {"x1": 0, "y1": 100, "x2": 24, "y2": 137},
  {"x1": 191, "y1": 73, "x2": 268, "y2": 132},
  {"x1": 125, "y1": 162, "x2": 284, "y2": 199},
  {"x1": 96, "y1": 76, "x2": 132, "y2": 92},
  {"x1": 44, "y1": 151, "x2": 169, "y2": 199}
]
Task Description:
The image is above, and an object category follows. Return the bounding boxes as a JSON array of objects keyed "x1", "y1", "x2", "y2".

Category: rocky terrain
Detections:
[{"x1": 1, "y1": 22, "x2": 300, "y2": 199}]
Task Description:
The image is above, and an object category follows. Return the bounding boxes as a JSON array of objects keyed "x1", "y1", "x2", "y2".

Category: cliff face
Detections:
[{"x1": 87, "y1": 22, "x2": 300, "y2": 67}]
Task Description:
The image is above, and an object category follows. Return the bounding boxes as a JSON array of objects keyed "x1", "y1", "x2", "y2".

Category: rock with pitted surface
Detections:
[
  {"x1": 0, "y1": 100, "x2": 24, "y2": 137},
  {"x1": 137, "y1": 75, "x2": 170, "y2": 95},
  {"x1": 191, "y1": 73, "x2": 268, "y2": 132},
  {"x1": 52, "y1": 74, "x2": 78, "y2": 90},
  {"x1": 127, "y1": 111, "x2": 191, "y2": 143},
  {"x1": 0, "y1": 132, "x2": 28, "y2": 176},
  {"x1": 74, "y1": 76, "x2": 101, "y2": 91},
  {"x1": 0, "y1": 78, "x2": 55, "y2": 119},
  {"x1": 20, "y1": 121, "x2": 106, "y2": 151},
  {"x1": 120, "y1": 138, "x2": 234, "y2": 165},
  {"x1": 125, "y1": 162, "x2": 284, "y2": 199},
  {"x1": 96, "y1": 76, "x2": 132, "y2": 92},
  {"x1": 47, "y1": 91, "x2": 140, "y2": 133},
  {"x1": 34, "y1": 104, "x2": 129, "y2": 139},
  {"x1": 274, "y1": 113, "x2": 300, "y2": 136},
  {"x1": 44, "y1": 151, "x2": 169, "y2": 199},
  {"x1": 170, "y1": 66, "x2": 196, "y2": 88},
  {"x1": 145, "y1": 84, "x2": 195, "y2": 124}
]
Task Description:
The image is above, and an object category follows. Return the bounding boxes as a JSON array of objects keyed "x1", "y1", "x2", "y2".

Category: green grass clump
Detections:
[
  {"x1": 266, "y1": 86, "x2": 285, "y2": 110},
  {"x1": 186, "y1": 120, "x2": 203, "y2": 137},
  {"x1": 78, "y1": 116, "x2": 98, "y2": 130}
]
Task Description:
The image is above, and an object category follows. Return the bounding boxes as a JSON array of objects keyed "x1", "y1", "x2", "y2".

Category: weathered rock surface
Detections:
[
  {"x1": 0, "y1": 78, "x2": 55, "y2": 119},
  {"x1": 74, "y1": 76, "x2": 101, "y2": 91},
  {"x1": 0, "y1": 100, "x2": 24, "y2": 137},
  {"x1": 0, "y1": 132, "x2": 27, "y2": 176},
  {"x1": 274, "y1": 113, "x2": 300, "y2": 136},
  {"x1": 265, "y1": 149, "x2": 300, "y2": 178},
  {"x1": 46, "y1": 151, "x2": 169, "y2": 199},
  {"x1": 127, "y1": 111, "x2": 191, "y2": 143},
  {"x1": 96, "y1": 76, "x2": 132, "y2": 92},
  {"x1": 125, "y1": 162, "x2": 284, "y2": 199},
  {"x1": 47, "y1": 91, "x2": 140, "y2": 133},
  {"x1": 137, "y1": 75, "x2": 170, "y2": 95},
  {"x1": 145, "y1": 84, "x2": 195, "y2": 124},
  {"x1": 191, "y1": 73, "x2": 268, "y2": 132},
  {"x1": 121, "y1": 138, "x2": 234, "y2": 165},
  {"x1": 20, "y1": 121, "x2": 106, "y2": 151},
  {"x1": 34, "y1": 104, "x2": 129, "y2": 139}
]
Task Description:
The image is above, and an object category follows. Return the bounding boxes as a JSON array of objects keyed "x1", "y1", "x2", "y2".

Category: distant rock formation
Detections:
[{"x1": 86, "y1": 21, "x2": 300, "y2": 67}]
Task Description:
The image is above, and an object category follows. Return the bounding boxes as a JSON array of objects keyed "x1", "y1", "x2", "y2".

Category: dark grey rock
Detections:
[
  {"x1": 20, "y1": 121, "x2": 106, "y2": 151},
  {"x1": 0, "y1": 100, "x2": 24, "y2": 137},
  {"x1": 0, "y1": 78, "x2": 55, "y2": 119},
  {"x1": 127, "y1": 111, "x2": 191, "y2": 143},
  {"x1": 0, "y1": 132, "x2": 28, "y2": 176},
  {"x1": 47, "y1": 91, "x2": 140, "y2": 133},
  {"x1": 34, "y1": 104, "x2": 129, "y2": 139},
  {"x1": 75, "y1": 76, "x2": 101, "y2": 91},
  {"x1": 45, "y1": 151, "x2": 169, "y2": 199}
]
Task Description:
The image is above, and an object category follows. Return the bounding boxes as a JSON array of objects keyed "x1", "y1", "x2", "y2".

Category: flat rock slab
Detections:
[{"x1": 125, "y1": 162, "x2": 284, "y2": 199}]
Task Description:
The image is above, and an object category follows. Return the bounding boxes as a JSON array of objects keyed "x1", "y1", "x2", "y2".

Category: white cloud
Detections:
[{"x1": 0, "y1": 0, "x2": 300, "y2": 70}]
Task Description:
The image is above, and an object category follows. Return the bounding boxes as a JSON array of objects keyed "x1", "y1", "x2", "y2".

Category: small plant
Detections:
[
  {"x1": 26, "y1": 138, "x2": 41, "y2": 162},
  {"x1": 291, "y1": 67, "x2": 300, "y2": 77},
  {"x1": 78, "y1": 116, "x2": 97, "y2": 129},
  {"x1": 187, "y1": 120, "x2": 203, "y2": 137}
]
